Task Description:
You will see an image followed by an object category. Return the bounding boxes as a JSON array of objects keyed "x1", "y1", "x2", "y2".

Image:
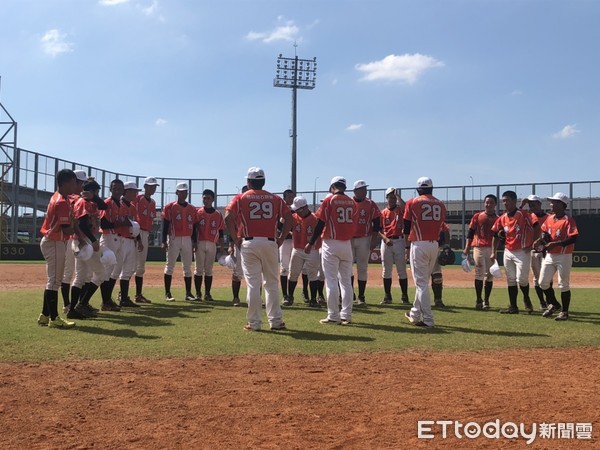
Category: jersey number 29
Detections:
[{"x1": 249, "y1": 201, "x2": 273, "y2": 219}]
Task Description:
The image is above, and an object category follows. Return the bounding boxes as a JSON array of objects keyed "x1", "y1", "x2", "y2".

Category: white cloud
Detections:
[
  {"x1": 155, "y1": 118, "x2": 167, "y2": 126},
  {"x1": 245, "y1": 21, "x2": 300, "y2": 43},
  {"x1": 99, "y1": 0, "x2": 129, "y2": 5},
  {"x1": 552, "y1": 124, "x2": 580, "y2": 139},
  {"x1": 140, "y1": 0, "x2": 158, "y2": 16},
  {"x1": 40, "y1": 29, "x2": 74, "y2": 57},
  {"x1": 355, "y1": 53, "x2": 444, "y2": 84},
  {"x1": 346, "y1": 124, "x2": 363, "y2": 132}
]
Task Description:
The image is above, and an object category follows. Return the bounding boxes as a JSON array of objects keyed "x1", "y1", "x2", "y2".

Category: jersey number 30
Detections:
[
  {"x1": 336, "y1": 207, "x2": 353, "y2": 223},
  {"x1": 249, "y1": 201, "x2": 274, "y2": 219},
  {"x1": 421, "y1": 204, "x2": 442, "y2": 221}
]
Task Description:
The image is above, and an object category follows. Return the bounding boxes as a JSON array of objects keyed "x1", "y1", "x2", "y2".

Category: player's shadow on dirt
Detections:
[
  {"x1": 438, "y1": 325, "x2": 550, "y2": 337},
  {"x1": 73, "y1": 325, "x2": 161, "y2": 339},
  {"x1": 277, "y1": 328, "x2": 375, "y2": 342}
]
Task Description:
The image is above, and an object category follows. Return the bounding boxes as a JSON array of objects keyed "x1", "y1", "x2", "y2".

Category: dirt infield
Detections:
[
  {"x1": 0, "y1": 349, "x2": 597, "y2": 449},
  {"x1": 1, "y1": 264, "x2": 598, "y2": 448},
  {"x1": 3, "y1": 262, "x2": 600, "y2": 290}
]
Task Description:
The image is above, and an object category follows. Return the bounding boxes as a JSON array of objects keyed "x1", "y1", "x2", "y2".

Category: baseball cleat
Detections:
[
  {"x1": 67, "y1": 309, "x2": 87, "y2": 320},
  {"x1": 401, "y1": 294, "x2": 410, "y2": 304},
  {"x1": 232, "y1": 297, "x2": 241, "y2": 307},
  {"x1": 404, "y1": 312, "x2": 417, "y2": 324},
  {"x1": 270, "y1": 322, "x2": 287, "y2": 331},
  {"x1": 482, "y1": 301, "x2": 490, "y2": 310},
  {"x1": 135, "y1": 294, "x2": 152, "y2": 304},
  {"x1": 37, "y1": 314, "x2": 50, "y2": 326},
  {"x1": 433, "y1": 300, "x2": 446, "y2": 308},
  {"x1": 475, "y1": 301, "x2": 483, "y2": 310},
  {"x1": 317, "y1": 296, "x2": 326, "y2": 306},
  {"x1": 165, "y1": 293, "x2": 176, "y2": 302},
  {"x1": 204, "y1": 294, "x2": 214, "y2": 302},
  {"x1": 282, "y1": 296, "x2": 294, "y2": 307},
  {"x1": 539, "y1": 301, "x2": 548, "y2": 311},
  {"x1": 356, "y1": 296, "x2": 366, "y2": 306},
  {"x1": 184, "y1": 293, "x2": 197, "y2": 302},
  {"x1": 101, "y1": 302, "x2": 121, "y2": 312},
  {"x1": 243, "y1": 323, "x2": 260, "y2": 331},
  {"x1": 308, "y1": 300, "x2": 321, "y2": 308},
  {"x1": 542, "y1": 305, "x2": 559, "y2": 318},
  {"x1": 120, "y1": 297, "x2": 140, "y2": 307},
  {"x1": 380, "y1": 297, "x2": 392, "y2": 305},
  {"x1": 499, "y1": 306, "x2": 519, "y2": 314},
  {"x1": 554, "y1": 312, "x2": 569, "y2": 321},
  {"x1": 48, "y1": 316, "x2": 75, "y2": 329},
  {"x1": 340, "y1": 319, "x2": 352, "y2": 325},
  {"x1": 319, "y1": 318, "x2": 341, "y2": 325},
  {"x1": 62, "y1": 304, "x2": 70, "y2": 314},
  {"x1": 523, "y1": 299, "x2": 534, "y2": 314}
]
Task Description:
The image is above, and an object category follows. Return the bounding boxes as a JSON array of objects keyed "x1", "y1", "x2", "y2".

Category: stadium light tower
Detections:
[{"x1": 274, "y1": 46, "x2": 317, "y2": 192}]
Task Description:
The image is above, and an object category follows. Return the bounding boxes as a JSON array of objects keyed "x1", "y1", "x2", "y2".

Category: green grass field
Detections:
[{"x1": 1, "y1": 286, "x2": 598, "y2": 362}]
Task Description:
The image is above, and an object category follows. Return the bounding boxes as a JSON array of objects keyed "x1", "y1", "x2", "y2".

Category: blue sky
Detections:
[{"x1": 1, "y1": 0, "x2": 599, "y2": 196}]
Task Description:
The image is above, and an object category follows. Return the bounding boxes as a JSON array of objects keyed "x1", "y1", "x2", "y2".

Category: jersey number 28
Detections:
[{"x1": 421, "y1": 204, "x2": 442, "y2": 221}]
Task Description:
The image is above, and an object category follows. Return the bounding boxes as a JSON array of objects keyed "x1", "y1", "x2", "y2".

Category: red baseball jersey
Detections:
[
  {"x1": 353, "y1": 198, "x2": 381, "y2": 238},
  {"x1": 100, "y1": 197, "x2": 121, "y2": 235},
  {"x1": 541, "y1": 214, "x2": 578, "y2": 254},
  {"x1": 67, "y1": 193, "x2": 82, "y2": 239},
  {"x1": 115, "y1": 200, "x2": 138, "y2": 239},
  {"x1": 225, "y1": 190, "x2": 288, "y2": 239},
  {"x1": 133, "y1": 193, "x2": 157, "y2": 232},
  {"x1": 40, "y1": 191, "x2": 73, "y2": 241},
  {"x1": 196, "y1": 207, "x2": 224, "y2": 243},
  {"x1": 73, "y1": 197, "x2": 100, "y2": 236},
  {"x1": 380, "y1": 206, "x2": 403, "y2": 239},
  {"x1": 315, "y1": 193, "x2": 357, "y2": 241},
  {"x1": 292, "y1": 212, "x2": 321, "y2": 250},
  {"x1": 403, "y1": 195, "x2": 447, "y2": 242},
  {"x1": 162, "y1": 201, "x2": 197, "y2": 237},
  {"x1": 468, "y1": 211, "x2": 499, "y2": 247},
  {"x1": 492, "y1": 210, "x2": 538, "y2": 251}
]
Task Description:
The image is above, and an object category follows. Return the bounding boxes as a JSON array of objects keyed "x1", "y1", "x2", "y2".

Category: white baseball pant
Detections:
[
  {"x1": 407, "y1": 240, "x2": 438, "y2": 327},
  {"x1": 194, "y1": 240, "x2": 217, "y2": 277},
  {"x1": 530, "y1": 249, "x2": 544, "y2": 286},
  {"x1": 503, "y1": 248, "x2": 531, "y2": 287},
  {"x1": 279, "y1": 238, "x2": 293, "y2": 277},
  {"x1": 62, "y1": 237, "x2": 76, "y2": 284},
  {"x1": 164, "y1": 236, "x2": 193, "y2": 277},
  {"x1": 473, "y1": 246, "x2": 493, "y2": 281},
  {"x1": 288, "y1": 248, "x2": 320, "y2": 282},
  {"x1": 352, "y1": 236, "x2": 371, "y2": 282},
  {"x1": 380, "y1": 237, "x2": 408, "y2": 279},
  {"x1": 321, "y1": 239, "x2": 353, "y2": 322},
  {"x1": 240, "y1": 238, "x2": 283, "y2": 330},
  {"x1": 41, "y1": 237, "x2": 67, "y2": 291},
  {"x1": 116, "y1": 237, "x2": 136, "y2": 281},
  {"x1": 540, "y1": 253, "x2": 572, "y2": 292},
  {"x1": 135, "y1": 229, "x2": 150, "y2": 277},
  {"x1": 100, "y1": 233, "x2": 121, "y2": 281},
  {"x1": 232, "y1": 245, "x2": 243, "y2": 281},
  {"x1": 73, "y1": 249, "x2": 107, "y2": 288}
]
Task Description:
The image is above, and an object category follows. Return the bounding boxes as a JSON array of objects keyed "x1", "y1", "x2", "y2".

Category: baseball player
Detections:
[
  {"x1": 193, "y1": 189, "x2": 224, "y2": 301},
  {"x1": 491, "y1": 190, "x2": 540, "y2": 314},
  {"x1": 430, "y1": 223, "x2": 451, "y2": 308},
  {"x1": 162, "y1": 182, "x2": 197, "y2": 302},
  {"x1": 279, "y1": 189, "x2": 295, "y2": 303},
  {"x1": 60, "y1": 170, "x2": 88, "y2": 312},
  {"x1": 351, "y1": 180, "x2": 381, "y2": 305},
  {"x1": 520, "y1": 195, "x2": 550, "y2": 310},
  {"x1": 379, "y1": 187, "x2": 409, "y2": 305},
  {"x1": 98, "y1": 179, "x2": 127, "y2": 312},
  {"x1": 224, "y1": 167, "x2": 291, "y2": 331},
  {"x1": 132, "y1": 176, "x2": 159, "y2": 303},
  {"x1": 403, "y1": 177, "x2": 446, "y2": 328},
  {"x1": 113, "y1": 181, "x2": 143, "y2": 307},
  {"x1": 228, "y1": 185, "x2": 248, "y2": 306},
  {"x1": 537, "y1": 193, "x2": 579, "y2": 321},
  {"x1": 69, "y1": 180, "x2": 110, "y2": 318},
  {"x1": 306, "y1": 176, "x2": 357, "y2": 325},
  {"x1": 285, "y1": 196, "x2": 322, "y2": 308},
  {"x1": 37, "y1": 169, "x2": 80, "y2": 328},
  {"x1": 463, "y1": 194, "x2": 498, "y2": 310}
]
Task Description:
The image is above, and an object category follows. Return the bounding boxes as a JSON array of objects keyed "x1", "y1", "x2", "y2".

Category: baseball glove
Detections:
[{"x1": 438, "y1": 245, "x2": 455, "y2": 266}]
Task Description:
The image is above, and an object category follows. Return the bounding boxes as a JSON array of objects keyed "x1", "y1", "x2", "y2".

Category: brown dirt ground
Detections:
[{"x1": 0, "y1": 264, "x2": 598, "y2": 449}]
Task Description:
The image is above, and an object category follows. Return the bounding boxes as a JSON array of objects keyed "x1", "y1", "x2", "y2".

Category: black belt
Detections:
[{"x1": 244, "y1": 237, "x2": 275, "y2": 241}]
